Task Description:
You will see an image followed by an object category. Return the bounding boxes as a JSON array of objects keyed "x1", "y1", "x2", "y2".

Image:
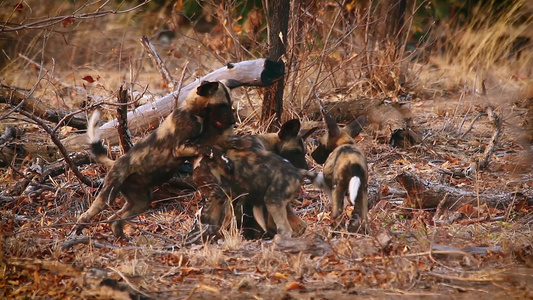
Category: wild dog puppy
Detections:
[
  {"x1": 255, "y1": 119, "x2": 318, "y2": 170},
  {"x1": 189, "y1": 120, "x2": 318, "y2": 242},
  {"x1": 235, "y1": 120, "x2": 318, "y2": 238},
  {"x1": 73, "y1": 81, "x2": 235, "y2": 239},
  {"x1": 312, "y1": 108, "x2": 369, "y2": 233},
  {"x1": 189, "y1": 134, "x2": 319, "y2": 242}
]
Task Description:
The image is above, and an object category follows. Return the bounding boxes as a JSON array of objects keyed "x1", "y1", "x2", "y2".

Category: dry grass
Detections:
[{"x1": 1, "y1": 0, "x2": 533, "y2": 298}]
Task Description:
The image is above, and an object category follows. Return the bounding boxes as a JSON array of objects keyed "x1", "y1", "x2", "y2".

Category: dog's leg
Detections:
[
  {"x1": 265, "y1": 202, "x2": 292, "y2": 237},
  {"x1": 108, "y1": 187, "x2": 151, "y2": 239},
  {"x1": 286, "y1": 206, "x2": 306, "y2": 236},
  {"x1": 189, "y1": 157, "x2": 230, "y2": 243},
  {"x1": 331, "y1": 181, "x2": 347, "y2": 220},
  {"x1": 73, "y1": 184, "x2": 119, "y2": 235},
  {"x1": 348, "y1": 184, "x2": 369, "y2": 233}
]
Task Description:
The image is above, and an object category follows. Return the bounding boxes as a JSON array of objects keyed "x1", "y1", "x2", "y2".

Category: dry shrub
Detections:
[{"x1": 417, "y1": 0, "x2": 533, "y2": 93}]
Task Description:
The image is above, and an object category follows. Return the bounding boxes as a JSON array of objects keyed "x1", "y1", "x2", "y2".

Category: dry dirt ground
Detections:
[{"x1": 1, "y1": 87, "x2": 533, "y2": 299}]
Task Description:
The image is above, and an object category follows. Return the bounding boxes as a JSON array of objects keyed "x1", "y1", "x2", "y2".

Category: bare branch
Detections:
[
  {"x1": 16, "y1": 110, "x2": 98, "y2": 188},
  {"x1": 1, "y1": 1, "x2": 152, "y2": 33},
  {"x1": 140, "y1": 35, "x2": 178, "y2": 92},
  {"x1": 116, "y1": 86, "x2": 133, "y2": 153}
]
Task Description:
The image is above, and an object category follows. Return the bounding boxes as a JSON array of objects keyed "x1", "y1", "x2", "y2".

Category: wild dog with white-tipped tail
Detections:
[
  {"x1": 312, "y1": 109, "x2": 369, "y2": 233},
  {"x1": 73, "y1": 81, "x2": 235, "y2": 239}
]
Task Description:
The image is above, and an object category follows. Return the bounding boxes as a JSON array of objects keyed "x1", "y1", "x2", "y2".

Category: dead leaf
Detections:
[
  {"x1": 82, "y1": 75, "x2": 95, "y2": 83},
  {"x1": 14, "y1": 2, "x2": 23, "y2": 12},
  {"x1": 62, "y1": 17, "x2": 74, "y2": 28},
  {"x1": 458, "y1": 204, "x2": 475, "y2": 215},
  {"x1": 284, "y1": 281, "x2": 305, "y2": 291}
]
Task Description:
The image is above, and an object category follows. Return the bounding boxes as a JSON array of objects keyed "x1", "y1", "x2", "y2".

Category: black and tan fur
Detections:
[
  {"x1": 189, "y1": 127, "x2": 319, "y2": 242},
  {"x1": 73, "y1": 81, "x2": 235, "y2": 239},
  {"x1": 312, "y1": 109, "x2": 368, "y2": 232},
  {"x1": 235, "y1": 120, "x2": 318, "y2": 238},
  {"x1": 255, "y1": 119, "x2": 318, "y2": 170}
]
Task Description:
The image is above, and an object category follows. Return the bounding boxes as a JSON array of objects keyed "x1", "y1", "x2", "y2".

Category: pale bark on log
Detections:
[
  {"x1": 396, "y1": 171, "x2": 531, "y2": 209},
  {"x1": 62, "y1": 58, "x2": 285, "y2": 149}
]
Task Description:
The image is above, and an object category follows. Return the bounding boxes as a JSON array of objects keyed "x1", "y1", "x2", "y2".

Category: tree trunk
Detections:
[
  {"x1": 261, "y1": 0, "x2": 290, "y2": 131},
  {"x1": 376, "y1": 0, "x2": 407, "y2": 49}
]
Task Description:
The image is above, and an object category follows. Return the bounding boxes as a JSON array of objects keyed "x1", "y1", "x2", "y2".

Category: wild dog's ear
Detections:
[
  {"x1": 197, "y1": 81, "x2": 219, "y2": 97},
  {"x1": 321, "y1": 108, "x2": 341, "y2": 139},
  {"x1": 311, "y1": 144, "x2": 330, "y2": 164},
  {"x1": 345, "y1": 115, "x2": 366, "y2": 138},
  {"x1": 299, "y1": 126, "x2": 319, "y2": 140},
  {"x1": 278, "y1": 119, "x2": 300, "y2": 140}
]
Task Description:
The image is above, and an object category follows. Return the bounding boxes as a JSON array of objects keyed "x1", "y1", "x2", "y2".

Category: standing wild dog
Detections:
[
  {"x1": 234, "y1": 119, "x2": 318, "y2": 238},
  {"x1": 189, "y1": 133, "x2": 319, "y2": 242},
  {"x1": 312, "y1": 107, "x2": 369, "y2": 233},
  {"x1": 189, "y1": 120, "x2": 318, "y2": 242},
  {"x1": 73, "y1": 81, "x2": 235, "y2": 239}
]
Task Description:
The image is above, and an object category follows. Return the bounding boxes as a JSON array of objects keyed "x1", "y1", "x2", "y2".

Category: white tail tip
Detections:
[
  {"x1": 314, "y1": 172, "x2": 326, "y2": 189},
  {"x1": 87, "y1": 110, "x2": 101, "y2": 143},
  {"x1": 349, "y1": 176, "x2": 361, "y2": 206}
]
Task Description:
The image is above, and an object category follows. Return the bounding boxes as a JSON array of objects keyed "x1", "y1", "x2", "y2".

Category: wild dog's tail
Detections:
[
  {"x1": 348, "y1": 164, "x2": 366, "y2": 205},
  {"x1": 87, "y1": 110, "x2": 115, "y2": 168},
  {"x1": 300, "y1": 170, "x2": 324, "y2": 188},
  {"x1": 348, "y1": 176, "x2": 361, "y2": 206}
]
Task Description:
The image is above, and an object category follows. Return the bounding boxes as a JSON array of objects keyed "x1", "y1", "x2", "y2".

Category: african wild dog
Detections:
[
  {"x1": 188, "y1": 119, "x2": 318, "y2": 242},
  {"x1": 312, "y1": 107, "x2": 369, "y2": 233},
  {"x1": 72, "y1": 81, "x2": 235, "y2": 239},
  {"x1": 235, "y1": 120, "x2": 318, "y2": 238},
  {"x1": 189, "y1": 132, "x2": 320, "y2": 242},
  {"x1": 255, "y1": 119, "x2": 318, "y2": 170}
]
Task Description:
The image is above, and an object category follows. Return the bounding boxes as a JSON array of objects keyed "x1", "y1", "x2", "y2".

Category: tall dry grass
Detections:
[{"x1": 415, "y1": 0, "x2": 533, "y2": 93}]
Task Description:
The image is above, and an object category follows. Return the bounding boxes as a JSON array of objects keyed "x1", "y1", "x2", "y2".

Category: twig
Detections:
[
  {"x1": 478, "y1": 106, "x2": 501, "y2": 170},
  {"x1": 16, "y1": 110, "x2": 98, "y2": 188},
  {"x1": 1, "y1": 1, "x2": 151, "y2": 33},
  {"x1": 60, "y1": 236, "x2": 181, "y2": 251},
  {"x1": 459, "y1": 112, "x2": 487, "y2": 139},
  {"x1": 1, "y1": 84, "x2": 88, "y2": 129},
  {"x1": 108, "y1": 267, "x2": 156, "y2": 300},
  {"x1": 40, "y1": 151, "x2": 94, "y2": 182},
  {"x1": 116, "y1": 86, "x2": 133, "y2": 153},
  {"x1": 140, "y1": 35, "x2": 177, "y2": 92},
  {"x1": 18, "y1": 54, "x2": 85, "y2": 94},
  {"x1": 427, "y1": 272, "x2": 507, "y2": 282},
  {"x1": 173, "y1": 60, "x2": 189, "y2": 110}
]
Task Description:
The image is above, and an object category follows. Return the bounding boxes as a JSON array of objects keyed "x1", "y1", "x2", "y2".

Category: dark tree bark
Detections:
[
  {"x1": 375, "y1": 0, "x2": 407, "y2": 50},
  {"x1": 261, "y1": 0, "x2": 290, "y2": 131}
]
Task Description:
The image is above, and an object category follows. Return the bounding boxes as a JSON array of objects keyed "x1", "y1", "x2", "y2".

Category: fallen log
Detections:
[
  {"x1": 0, "y1": 84, "x2": 87, "y2": 130},
  {"x1": 62, "y1": 58, "x2": 285, "y2": 148},
  {"x1": 396, "y1": 171, "x2": 531, "y2": 209}
]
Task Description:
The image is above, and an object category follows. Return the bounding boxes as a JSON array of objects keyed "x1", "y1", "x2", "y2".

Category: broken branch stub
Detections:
[{"x1": 62, "y1": 58, "x2": 284, "y2": 148}]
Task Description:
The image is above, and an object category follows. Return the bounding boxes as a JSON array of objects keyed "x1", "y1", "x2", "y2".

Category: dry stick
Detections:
[
  {"x1": 426, "y1": 272, "x2": 507, "y2": 282},
  {"x1": 0, "y1": 84, "x2": 88, "y2": 129},
  {"x1": 1, "y1": 0, "x2": 150, "y2": 33},
  {"x1": 16, "y1": 110, "x2": 98, "y2": 188},
  {"x1": 116, "y1": 86, "x2": 133, "y2": 153},
  {"x1": 478, "y1": 106, "x2": 501, "y2": 170},
  {"x1": 140, "y1": 35, "x2": 177, "y2": 92},
  {"x1": 459, "y1": 112, "x2": 487, "y2": 139},
  {"x1": 173, "y1": 60, "x2": 189, "y2": 110},
  {"x1": 300, "y1": 6, "x2": 344, "y2": 113},
  {"x1": 108, "y1": 267, "x2": 156, "y2": 300},
  {"x1": 18, "y1": 54, "x2": 85, "y2": 94}
]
